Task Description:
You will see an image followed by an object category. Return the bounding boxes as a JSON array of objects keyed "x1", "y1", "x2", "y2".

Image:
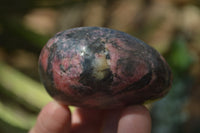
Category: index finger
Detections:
[{"x1": 118, "y1": 105, "x2": 151, "y2": 133}]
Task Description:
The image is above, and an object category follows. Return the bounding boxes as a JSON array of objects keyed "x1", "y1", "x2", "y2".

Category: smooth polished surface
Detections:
[{"x1": 39, "y1": 27, "x2": 172, "y2": 109}]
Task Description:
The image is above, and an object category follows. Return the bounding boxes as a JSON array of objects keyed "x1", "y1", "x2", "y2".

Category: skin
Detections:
[{"x1": 29, "y1": 101, "x2": 151, "y2": 133}]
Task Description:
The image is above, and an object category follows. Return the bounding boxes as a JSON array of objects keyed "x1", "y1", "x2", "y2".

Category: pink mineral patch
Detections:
[
  {"x1": 39, "y1": 47, "x2": 49, "y2": 72},
  {"x1": 39, "y1": 27, "x2": 172, "y2": 109}
]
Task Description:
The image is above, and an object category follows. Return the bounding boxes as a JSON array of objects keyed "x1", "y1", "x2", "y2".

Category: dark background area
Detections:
[{"x1": 0, "y1": 0, "x2": 200, "y2": 132}]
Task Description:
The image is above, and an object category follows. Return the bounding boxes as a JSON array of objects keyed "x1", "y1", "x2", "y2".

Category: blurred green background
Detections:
[{"x1": 0, "y1": 0, "x2": 200, "y2": 132}]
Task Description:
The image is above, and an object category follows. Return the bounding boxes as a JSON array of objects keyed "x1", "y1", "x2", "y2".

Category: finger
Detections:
[
  {"x1": 71, "y1": 108, "x2": 123, "y2": 133},
  {"x1": 29, "y1": 101, "x2": 71, "y2": 133},
  {"x1": 71, "y1": 108, "x2": 105, "y2": 133},
  {"x1": 101, "y1": 109, "x2": 123, "y2": 133},
  {"x1": 118, "y1": 105, "x2": 151, "y2": 133}
]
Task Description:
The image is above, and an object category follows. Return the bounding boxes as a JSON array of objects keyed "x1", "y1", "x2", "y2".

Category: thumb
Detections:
[{"x1": 29, "y1": 101, "x2": 71, "y2": 133}]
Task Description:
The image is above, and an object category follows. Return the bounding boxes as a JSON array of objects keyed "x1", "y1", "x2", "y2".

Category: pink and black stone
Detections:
[{"x1": 39, "y1": 27, "x2": 172, "y2": 109}]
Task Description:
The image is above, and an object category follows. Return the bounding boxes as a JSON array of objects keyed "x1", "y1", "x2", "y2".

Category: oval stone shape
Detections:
[{"x1": 39, "y1": 27, "x2": 172, "y2": 109}]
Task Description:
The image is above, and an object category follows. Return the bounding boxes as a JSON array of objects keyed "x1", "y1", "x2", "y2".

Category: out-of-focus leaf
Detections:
[
  {"x1": 0, "y1": 62, "x2": 52, "y2": 109},
  {"x1": 0, "y1": 118, "x2": 27, "y2": 133},
  {"x1": 0, "y1": 101, "x2": 35, "y2": 130},
  {"x1": 0, "y1": 62, "x2": 76, "y2": 130},
  {"x1": 167, "y1": 36, "x2": 193, "y2": 74}
]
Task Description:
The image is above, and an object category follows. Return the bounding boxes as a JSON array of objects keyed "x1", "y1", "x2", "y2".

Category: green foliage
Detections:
[
  {"x1": 0, "y1": 62, "x2": 52, "y2": 109},
  {"x1": 167, "y1": 36, "x2": 193, "y2": 75},
  {"x1": 0, "y1": 62, "x2": 52, "y2": 130}
]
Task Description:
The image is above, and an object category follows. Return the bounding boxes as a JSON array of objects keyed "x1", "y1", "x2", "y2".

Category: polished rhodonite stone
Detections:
[{"x1": 39, "y1": 27, "x2": 172, "y2": 109}]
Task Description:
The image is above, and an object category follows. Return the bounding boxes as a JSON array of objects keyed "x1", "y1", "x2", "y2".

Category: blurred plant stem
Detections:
[
  {"x1": 0, "y1": 62, "x2": 52, "y2": 108},
  {"x1": 0, "y1": 100, "x2": 36, "y2": 130},
  {"x1": 0, "y1": 62, "x2": 51, "y2": 129},
  {"x1": 0, "y1": 62, "x2": 75, "y2": 130}
]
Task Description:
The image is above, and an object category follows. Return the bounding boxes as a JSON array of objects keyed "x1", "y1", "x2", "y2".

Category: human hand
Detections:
[{"x1": 29, "y1": 101, "x2": 151, "y2": 133}]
